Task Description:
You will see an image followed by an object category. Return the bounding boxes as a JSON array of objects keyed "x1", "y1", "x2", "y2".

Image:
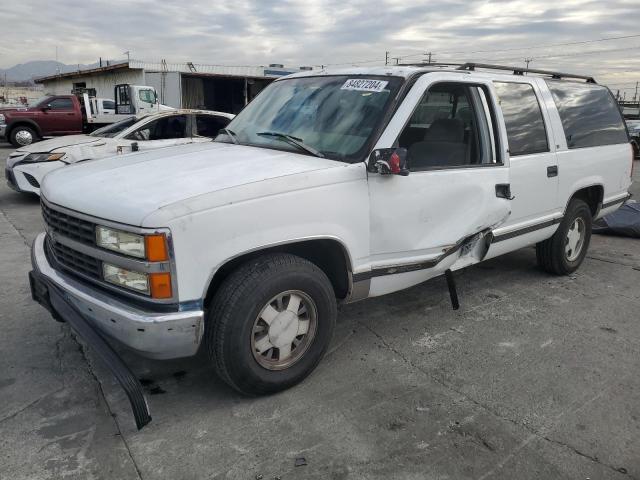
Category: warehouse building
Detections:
[{"x1": 35, "y1": 60, "x2": 311, "y2": 113}]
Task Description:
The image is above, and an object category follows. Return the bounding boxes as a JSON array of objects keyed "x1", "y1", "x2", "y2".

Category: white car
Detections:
[
  {"x1": 29, "y1": 64, "x2": 633, "y2": 427},
  {"x1": 5, "y1": 109, "x2": 234, "y2": 195}
]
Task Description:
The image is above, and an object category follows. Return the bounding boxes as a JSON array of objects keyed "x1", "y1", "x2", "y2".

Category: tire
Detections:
[
  {"x1": 536, "y1": 198, "x2": 592, "y2": 275},
  {"x1": 206, "y1": 253, "x2": 337, "y2": 395},
  {"x1": 9, "y1": 125, "x2": 38, "y2": 147}
]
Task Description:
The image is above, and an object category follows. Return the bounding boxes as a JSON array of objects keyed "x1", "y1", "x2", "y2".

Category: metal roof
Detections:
[{"x1": 35, "y1": 60, "x2": 306, "y2": 83}]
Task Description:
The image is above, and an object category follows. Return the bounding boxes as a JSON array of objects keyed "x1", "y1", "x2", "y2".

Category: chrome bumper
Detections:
[
  {"x1": 31, "y1": 232, "x2": 204, "y2": 359},
  {"x1": 0, "y1": 124, "x2": 6, "y2": 138}
]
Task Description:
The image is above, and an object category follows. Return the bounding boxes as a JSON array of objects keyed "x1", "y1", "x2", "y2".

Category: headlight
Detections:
[
  {"x1": 96, "y1": 226, "x2": 146, "y2": 258},
  {"x1": 23, "y1": 152, "x2": 65, "y2": 163},
  {"x1": 96, "y1": 226, "x2": 169, "y2": 261},
  {"x1": 102, "y1": 263, "x2": 172, "y2": 298},
  {"x1": 0, "y1": 113, "x2": 5, "y2": 123},
  {"x1": 102, "y1": 263, "x2": 149, "y2": 293}
]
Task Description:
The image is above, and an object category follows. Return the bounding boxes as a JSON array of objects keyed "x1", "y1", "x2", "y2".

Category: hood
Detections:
[
  {"x1": 16, "y1": 135, "x2": 104, "y2": 154},
  {"x1": 41, "y1": 142, "x2": 347, "y2": 226}
]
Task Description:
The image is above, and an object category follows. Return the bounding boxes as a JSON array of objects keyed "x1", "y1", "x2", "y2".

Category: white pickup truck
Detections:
[{"x1": 29, "y1": 63, "x2": 633, "y2": 428}]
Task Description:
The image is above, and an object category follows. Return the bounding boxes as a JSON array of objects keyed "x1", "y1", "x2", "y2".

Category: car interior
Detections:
[{"x1": 398, "y1": 83, "x2": 489, "y2": 170}]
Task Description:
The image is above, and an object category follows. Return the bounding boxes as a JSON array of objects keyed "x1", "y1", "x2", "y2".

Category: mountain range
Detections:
[{"x1": 0, "y1": 60, "x2": 122, "y2": 82}]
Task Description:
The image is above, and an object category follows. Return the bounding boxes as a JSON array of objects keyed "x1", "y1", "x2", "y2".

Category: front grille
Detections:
[
  {"x1": 45, "y1": 236, "x2": 102, "y2": 280},
  {"x1": 42, "y1": 202, "x2": 96, "y2": 245},
  {"x1": 23, "y1": 172, "x2": 40, "y2": 188}
]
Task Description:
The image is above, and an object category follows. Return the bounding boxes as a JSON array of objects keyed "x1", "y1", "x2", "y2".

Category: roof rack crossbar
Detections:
[{"x1": 456, "y1": 63, "x2": 596, "y2": 83}]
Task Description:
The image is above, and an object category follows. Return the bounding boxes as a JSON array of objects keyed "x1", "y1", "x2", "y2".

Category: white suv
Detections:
[{"x1": 29, "y1": 64, "x2": 633, "y2": 427}]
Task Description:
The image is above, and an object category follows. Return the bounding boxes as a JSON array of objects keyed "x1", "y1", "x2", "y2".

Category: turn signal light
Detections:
[
  {"x1": 150, "y1": 272, "x2": 172, "y2": 299},
  {"x1": 145, "y1": 234, "x2": 169, "y2": 262}
]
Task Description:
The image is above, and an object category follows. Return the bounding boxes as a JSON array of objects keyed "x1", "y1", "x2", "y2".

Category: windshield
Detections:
[
  {"x1": 215, "y1": 75, "x2": 403, "y2": 162},
  {"x1": 90, "y1": 117, "x2": 137, "y2": 138}
]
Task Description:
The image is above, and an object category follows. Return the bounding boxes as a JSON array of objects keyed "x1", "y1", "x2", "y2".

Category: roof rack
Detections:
[
  {"x1": 397, "y1": 61, "x2": 596, "y2": 83},
  {"x1": 456, "y1": 63, "x2": 596, "y2": 83}
]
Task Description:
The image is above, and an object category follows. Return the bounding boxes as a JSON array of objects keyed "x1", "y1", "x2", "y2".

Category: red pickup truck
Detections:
[{"x1": 0, "y1": 95, "x2": 84, "y2": 147}]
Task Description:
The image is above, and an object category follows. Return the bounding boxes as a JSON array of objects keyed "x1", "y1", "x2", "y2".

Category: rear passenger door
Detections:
[
  {"x1": 488, "y1": 80, "x2": 560, "y2": 248},
  {"x1": 366, "y1": 73, "x2": 512, "y2": 296}
]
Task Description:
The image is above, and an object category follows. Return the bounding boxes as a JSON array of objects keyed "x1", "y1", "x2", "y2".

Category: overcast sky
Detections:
[{"x1": 1, "y1": 0, "x2": 639, "y2": 95}]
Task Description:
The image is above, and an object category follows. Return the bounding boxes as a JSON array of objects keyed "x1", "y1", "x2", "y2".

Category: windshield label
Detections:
[{"x1": 341, "y1": 79, "x2": 388, "y2": 92}]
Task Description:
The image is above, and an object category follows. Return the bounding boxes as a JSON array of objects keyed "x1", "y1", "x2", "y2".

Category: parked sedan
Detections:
[{"x1": 5, "y1": 109, "x2": 234, "y2": 195}]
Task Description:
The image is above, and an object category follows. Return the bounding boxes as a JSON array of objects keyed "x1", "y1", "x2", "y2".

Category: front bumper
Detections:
[
  {"x1": 0, "y1": 123, "x2": 6, "y2": 138},
  {"x1": 31, "y1": 232, "x2": 204, "y2": 359}
]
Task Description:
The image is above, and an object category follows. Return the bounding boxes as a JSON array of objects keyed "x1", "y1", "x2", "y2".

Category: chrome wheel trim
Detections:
[
  {"x1": 15, "y1": 129, "x2": 34, "y2": 146},
  {"x1": 251, "y1": 290, "x2": 318, "y2": 371},
  {"x1": 565, "y1": 217, "x2": 585, "y2": 262}
]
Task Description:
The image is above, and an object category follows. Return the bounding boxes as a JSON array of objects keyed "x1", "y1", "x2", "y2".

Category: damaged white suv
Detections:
[{"x1": 29, "y1": 64, "x2": 633, "y2": 428}]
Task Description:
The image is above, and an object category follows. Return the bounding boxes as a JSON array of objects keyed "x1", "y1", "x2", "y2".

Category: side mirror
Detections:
[
  {"x1": 367, "y1": 147, "x2": 409, "y2": 176},
  {"x1": 42, "y1": 104, "x2": 52, "y2": 111}
]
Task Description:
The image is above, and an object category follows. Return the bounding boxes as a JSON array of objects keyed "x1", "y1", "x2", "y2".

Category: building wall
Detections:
[
  {"x1": 144, "y1": 71, "x2": 182, "y2": 108},
  {"x1": 41, "y1": 69, "x2": 145, "y2": 100}
]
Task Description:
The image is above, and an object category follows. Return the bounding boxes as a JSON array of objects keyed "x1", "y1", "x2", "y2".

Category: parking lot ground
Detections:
[{"x1": 1, "y1": 141, "x2": 639, "y2": 480}]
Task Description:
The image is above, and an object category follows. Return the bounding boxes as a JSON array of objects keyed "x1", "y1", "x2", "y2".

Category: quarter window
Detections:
[
  {"x1": 546, "y1": 81, "x2": 628, "y2": 149},
  {"x1": 398, "y1": 83, "x2": 493, "y2": 170},
  {"x1": 493, "y1": 82, "x2": 548, "y2": 156}
]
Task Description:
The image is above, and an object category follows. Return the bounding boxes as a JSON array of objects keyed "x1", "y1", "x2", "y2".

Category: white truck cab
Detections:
[{"x1": 29, "y1": 63, "x2": 633, "y2": 427}]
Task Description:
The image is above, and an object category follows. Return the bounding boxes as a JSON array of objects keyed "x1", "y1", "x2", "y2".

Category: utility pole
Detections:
[
  {"x1": 634, "y1": 81, "x2": 638, "y2": 102},
  {"x1": 385, "y1": 51, "x2": 389, "y2": 66},
  {"x1": 426, "y1": 51, "x2": 433, "y2": 64},
  {"x1": 392, "y1": 57, "x2": 400, "y2": 65},
  {"x1": 524, "y1": 57, "x2": 533, "y2": 70},
  {"x1": 123, "y1": 51, "x2": 130, "y2": 62}
]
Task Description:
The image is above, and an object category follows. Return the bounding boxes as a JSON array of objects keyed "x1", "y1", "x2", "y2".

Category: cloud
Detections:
[{"x1": 0, "y1": 0, "x2": 638, "y2": 93}]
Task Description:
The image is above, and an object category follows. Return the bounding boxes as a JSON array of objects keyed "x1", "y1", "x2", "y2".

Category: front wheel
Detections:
[
  {"x1": 9, "y1": 125, "x2": 38, "y2": 147},
  {"x1": 206, "y1": 253, "x2": 337, "y2": 395},
  {"x1": 536, "y1": 198, "x2": 592, "y2": 275}
]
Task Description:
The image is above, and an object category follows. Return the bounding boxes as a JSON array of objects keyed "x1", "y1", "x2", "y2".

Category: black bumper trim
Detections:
[{"x1": 29, "y1": 269, "x2": 152, "y2": 430}]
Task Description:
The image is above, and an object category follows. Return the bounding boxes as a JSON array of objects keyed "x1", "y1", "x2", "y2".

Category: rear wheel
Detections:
[
  {"x1": 206, "y1": 253, "x2": 337, "y2": 395},
  {"x1": 9, "y1": 125, "x2": 38, "y2": 147},
  {"x1": 536, "y1": 198, "x2": 592, "y2": 275}
]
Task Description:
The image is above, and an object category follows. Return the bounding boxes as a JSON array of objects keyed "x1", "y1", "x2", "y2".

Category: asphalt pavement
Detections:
[{"x1": 1, "y1": 142, "x2": 639, "y2": 480}]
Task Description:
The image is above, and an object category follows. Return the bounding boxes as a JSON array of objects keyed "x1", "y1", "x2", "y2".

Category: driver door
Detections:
[{"x1": 366, "y1": 73, "x2": 512, "y2": 297}]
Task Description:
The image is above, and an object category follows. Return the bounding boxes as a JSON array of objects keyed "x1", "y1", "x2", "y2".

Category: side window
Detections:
[
  {"x1": 102, "y1": 100, "x2": 115, "y2": 110},
  {"x1": 138, "y1": 89, "x2": 156, "y2": 104},
  {"x1": 49, "y1": 98, "x2": 74, "y2": 110},
  {"x1": 546, "y1": 81, "x2": 628, "y2": 149},
  {"x1": 196, "y1": 115, "x2": 230, "y2": 138},
  {"x1": 125, "y1": 115, "x2": 187, "y2": 141},
  {"x1": 398, "y1": 83, "x2": 493, "y2": 170},
  {"x1": 493, "y1": 82, "x2": 549, "y2": 156}
]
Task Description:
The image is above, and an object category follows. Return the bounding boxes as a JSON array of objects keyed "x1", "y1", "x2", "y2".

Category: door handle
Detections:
[
  {"x1": 547, "y1": 165, "x2": 558, "y2": 177},
  {"x1": 495, "y1": 183, "x2": 515, "y2": 200}
]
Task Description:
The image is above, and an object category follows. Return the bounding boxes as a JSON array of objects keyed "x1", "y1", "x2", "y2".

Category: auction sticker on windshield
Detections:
[{"x1": 341, "y1": 79, "x2": 389, "y2": 92}]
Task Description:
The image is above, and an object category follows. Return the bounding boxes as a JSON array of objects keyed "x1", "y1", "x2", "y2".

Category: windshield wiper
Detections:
[
  {"x1": 256, "y1": 131, "x2": 324, "y2": 158},
  {"x1": 219, "y1": 128, "x2": 239, "y2": 144}
]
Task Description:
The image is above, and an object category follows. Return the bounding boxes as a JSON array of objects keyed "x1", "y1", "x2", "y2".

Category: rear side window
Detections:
[
  {"x1": 546, "y1": 81, "x2": 628, "y2": 149},
  {"x1": 493, "y1": 82, "x2": 548, "y2": 156}
]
